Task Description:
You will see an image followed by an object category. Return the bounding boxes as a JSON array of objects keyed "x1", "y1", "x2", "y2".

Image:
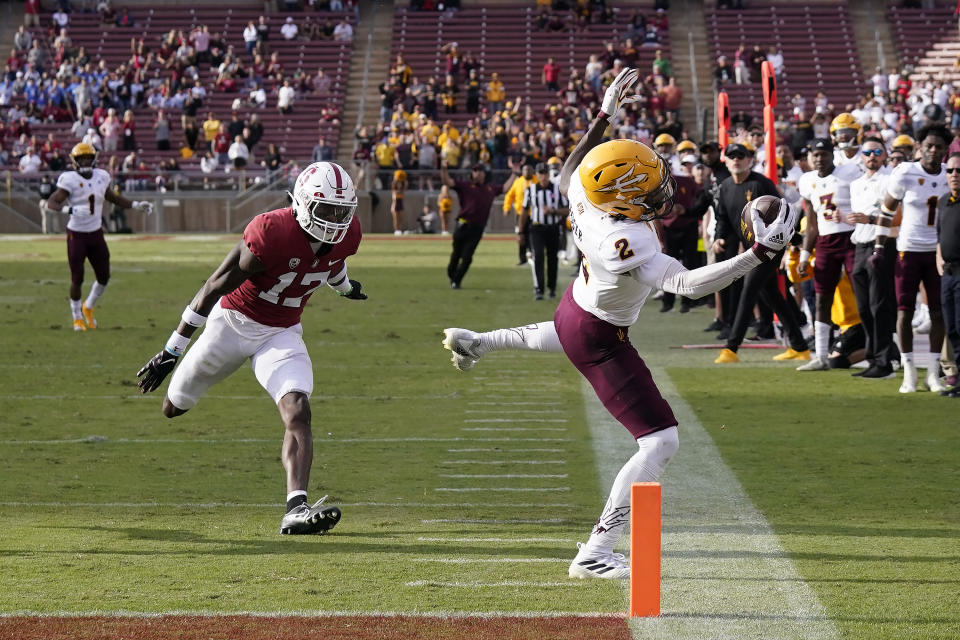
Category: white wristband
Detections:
[
  {"x1": 181, "y1": 306, "x2": 207, "y2": 328},
  {"x1": 799, "y1": 250, "x2": 811, "y2": 264},
  {"x1": 330, "y1": 273, "x2": 352, "y2": 294},
  {"x1": 165, "y1": 331, "x2": 191, "y2": 357}
]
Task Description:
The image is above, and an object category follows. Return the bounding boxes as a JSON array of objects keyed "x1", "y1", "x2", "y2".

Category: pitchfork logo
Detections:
[{"x1": 596, "y1": 166, "x2": 650, "y2": 199}]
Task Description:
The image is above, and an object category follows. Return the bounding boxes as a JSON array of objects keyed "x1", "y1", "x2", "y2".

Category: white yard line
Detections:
[
  {"x1": 0, "y1": 437, "x2": 573, "y2": 445},
  {"x1": 434, "y1": 487, "x2": 570, "y2": 492},
  {"x1": 406, "y1": 580, "x2": 572, "y2": 587},
  {"x1": 0, "y1": 501, "x2": 577, "y2": 509},
  {"x1": 421, "y1": 518, "x2": 568, "y2": 524},
  {"x1": 0, "y1": 610, "x2": 626, "y2": 618},
  {"x1": 462, "y1": 419, "x2": 569, "y2": 423},
  {"x1": 579, "y1": 373, "x2": 840, "y2": 640},
  {"x1": 416, "y1": 537, "x2": 576, "y2": 543},
  {"x1": 460, "y1": 427, "x2": 568, "y2": 432},
  {"x1": 442, "y1": 460, "x2": 565, "y2": 465},
  {"x1": 445, "y1": 448, "x2": 565, "y2": 453},
  {"x1": 438, "y1": 474, "x2": 568, "y2": 479},
  {"x1": 409, "y1": 559, "x2": 568, "y2": 565}
]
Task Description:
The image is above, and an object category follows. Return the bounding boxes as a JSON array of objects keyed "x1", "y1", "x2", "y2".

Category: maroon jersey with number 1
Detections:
[{"x1": 220, "y1": 208, "x2": 362, "y2": 327}]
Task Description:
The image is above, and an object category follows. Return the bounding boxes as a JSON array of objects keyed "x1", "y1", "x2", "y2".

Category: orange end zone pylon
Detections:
[{"x1": 629, "y1": 482, "x2": 661, "y2": 617}]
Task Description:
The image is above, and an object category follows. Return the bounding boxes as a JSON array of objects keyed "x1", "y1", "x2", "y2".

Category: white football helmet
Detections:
[{"x1": 290, "y1": 161, "x2": 357, "y2": 243}]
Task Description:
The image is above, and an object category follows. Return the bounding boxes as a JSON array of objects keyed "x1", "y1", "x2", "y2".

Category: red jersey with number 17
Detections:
[{"x1": 220, "y1": 208, "x2": 362, "y2": 327}]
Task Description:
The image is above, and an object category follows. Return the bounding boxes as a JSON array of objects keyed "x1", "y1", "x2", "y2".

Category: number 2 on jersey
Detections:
[
  {"x1": 615, "y1": 238, "x2": 634, "y2": 260},
  {"x1": 258, "y1": 271, "x2": 329, "y2": 307}
]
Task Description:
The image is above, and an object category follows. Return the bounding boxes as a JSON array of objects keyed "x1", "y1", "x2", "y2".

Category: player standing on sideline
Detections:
[
  {"x1": 441, "y1": 68, "x2": 799, "y2": 580},
  {"x1": 136, "y1": 161, "x2": 365, "y2": 535},
  {"x1": 847, "y1": 138, "x2": 897, "y2": 379},
  {"x1": 44, "y1": 142, "x2": 154, "y2": 331},
  {"x1": 937, "y1": 152, "x2": 960, "y2": 397},
  {"x1": 873, "y1": 124, "x2": 954, "y2": 393},
  {"x1": 831, "y1": 113, "x2": 865, "y2": 171},
  {"x1": 796, "y1": 138, "x2": 863, "y2": 371}
]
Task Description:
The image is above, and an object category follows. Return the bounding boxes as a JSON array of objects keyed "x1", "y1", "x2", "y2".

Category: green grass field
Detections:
[{"x1": 0, "y1": 234, "x2": 957, "y2": 639}]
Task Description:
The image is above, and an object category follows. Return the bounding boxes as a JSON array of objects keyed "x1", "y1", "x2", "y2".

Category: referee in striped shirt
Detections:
[{"x1": 521, "y1": 163, "x2": 569, "y2": 300}]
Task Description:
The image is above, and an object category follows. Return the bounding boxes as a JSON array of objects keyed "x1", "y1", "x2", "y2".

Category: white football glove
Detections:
[
  {"x1": 600, "y1": 67, "x2": 641, "y2": 119},
  {"x1": 59, "y1": 204, "x2": 72, "y2": 215},
  {"x1": 132, "y1": 200, "x2": 154, "y2": 215},
  {"x1": 751, "y1": 198, "x2": 799, "y2": 261}
]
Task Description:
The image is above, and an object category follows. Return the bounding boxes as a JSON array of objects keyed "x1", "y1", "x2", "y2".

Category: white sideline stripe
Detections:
[
  {"x1": 445, "y1": 448, "x2": 565, "y2": 453},
  {"x1": 0, "y1": 610, "x2": 625, "y2": 619},
  {"x1": 434, "y1": 487, "x2": 570, "y2": 493},
  {"x1": 410, "y1": 558, "x2": 568, "y2": 564},
  {"x1": 460, "y1": 427, "x2": 568, "y2": 432},
  {"x1": 406, "y1": 581, "x2": 572, "y2": 588},
  {"x1": 467, "y1": 401, "x2": 553, "y2": 406},
  {"x1": 463, "y1": 419, "x2": 568, "y2": 423},
  {"x1": 421, "y1": 518, "x2": 568, "y2": 524},
  {"x1": 0, "y1": 501, "x2": 577, "y2": 509},
  {"x1": 578, "y1": 373, "x2": 840, "y2": 640},
  {"x1": 464, "y1": 409, "x2": 566, "y2": 414},
  {"x1": 438, "y1": 474, "x2": 568, "y2": 479},
  {"x1": 416, "y1": 537, "x2": 576, "y2": 543},
  {"x1": 443, "y1": 460, "x2": 565, "y2": 465},
  {"x1": 0, "y1": 437, "x2": 574, "y2": 446}
]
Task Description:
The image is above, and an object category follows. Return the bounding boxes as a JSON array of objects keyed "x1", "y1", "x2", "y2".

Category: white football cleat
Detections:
[
  {"x1": 796, "y1": 356, "x2": 829, "y2": 371},
  {"x1": 442, "y1": 328, "x2": 482, "y2": 371},
  {"x1": 925, "y1": 369, "x2": 947, "y2": 393},
  {"x1": 569, "y1": 543, "x2": 630, "y2": 580},
  {"x1": 900, "y1": 364, "x2": 918, "y2": 393}
]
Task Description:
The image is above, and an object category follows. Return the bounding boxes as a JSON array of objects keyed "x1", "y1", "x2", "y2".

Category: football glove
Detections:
[
  {"x1": 339, "y1": 279, "x2": 367, "y2": 300},
  {"x1": 60, "y1": 205, "x2": 72, "y2": 215},
  {"x1": 600, "y1": 67, "x2": 641, "y2": 119},
  {"x1": 132, "y1": 200, "x2": 154, "y2": 215},
  {"x1": 867, "y1": 245, "x2": 885, "y2": 270},
  {"x1": 751, "y1": 200, "x2": 799, "y2": 262},
  {"x1": 137, "y1": 350, "x2": 179, "y2": 393}
]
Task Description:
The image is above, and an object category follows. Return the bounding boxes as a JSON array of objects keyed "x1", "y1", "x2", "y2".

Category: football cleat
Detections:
[
  {"x1": 773, "y1": 348, "x2": 810, "y2": 361},
  {"x1": 925, "y1": 370, "x2": 947, "y2": 393},
  {"x1": 569, "y1": 543, "x2": 630, "y2": 580},
  {"x1": 796, "y1": 357, "x2": 829, "y2": 371},
  {"x1": 900, "y1": 364, "x2": 918, "y2": 393},
  {"x1": 73, "y1": 319, "x2": 86, "y2": 332},
  {"x1": 442, "y1": 328, "x2": 482, "y2": 371},
  {"x1": 279, "y1": 495, "x2": 341, "y2": 535},
  {"x1": 714, "y1": 348, "x2": 739, "y2": 364},
  {"x1": 81, "y1": 303, "x2": 97, "y2": 329},
  {"x1": 859, "y1": 365, "x2": 895, "y2": 379}
]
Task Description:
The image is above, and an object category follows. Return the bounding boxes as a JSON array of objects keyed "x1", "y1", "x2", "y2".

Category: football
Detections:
[{"x1": 739, "y1": 195, "x2": 782, "y2": 243}]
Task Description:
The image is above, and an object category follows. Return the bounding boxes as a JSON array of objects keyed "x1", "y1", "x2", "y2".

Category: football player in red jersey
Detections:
[{"x1": 137, "y1": 161, "x2": 365, "y2": 535}]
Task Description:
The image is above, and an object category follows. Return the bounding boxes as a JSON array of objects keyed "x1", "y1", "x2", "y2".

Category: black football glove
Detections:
[
  {"x1": 137, "y1": 350, "x2": 180, "y2": 393},
  {"x1": 339, "y1": 279, "x2": 367, "y2": 300}
]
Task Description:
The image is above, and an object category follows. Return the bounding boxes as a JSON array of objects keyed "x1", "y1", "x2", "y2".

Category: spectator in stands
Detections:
[
  {"x1": 116, "y1": 7, "x2": 134, "y2": 28},
  {"x1": 464, "y1": 69, "x2": 481, "y2": 114},
  {"x1": 333, "y1": 18, "x2": 353, "y2": 41},
  {"x1": 19, "y1": 147, "x2": 41, "y2": 173},
  {"x1": 660, "y1": 77, "x2": 683, "y2": 119},
  {"x1": 312, "y1": 137, "x2": 333, "y2": 162},
  {"x1": 248, "y1": 82, "x2": 267, "y2": 109},
  {"x1": 313, "y1": 67, "x2": 332, "y2": 97},
  {"x1": 767, "y1": 46, "x2": 784, "y2": 79},
  {"x1": 52, "y1": 7, "x2": 70, "y2": 30},
  {"x1": 24, "y1": 0, "x2": 40, "y2": 28},
  {"x1": 485, "y1": 72, "x2": 505, "y2": 113},
  {"x1": 652, "y1": 50, "x2": 671, "y2": 79},
  {"x1": 14, "y1": 26, "x2": 32, "y2": 52},
  {"x1": 261, "y1": 143, "x2": 283, "y2": 179},
  {"x1": 154, "y1": 110, "x2": 171, "y2": 151},
  {"x1": 83, "y1": 127, "x2": 103, "y2": 151},
  {"x1": 243, "y1": 21, "x2": 259, "y2": 56},
  {"x1": 98, "y1": 0, "x2": 116, "y2": 25},
  {"x1": 28, "y1": 41, "x2": 47, "y2": 73},
  {"x1": 99, "y1": 108, "x2": 121, "y2": 151},
  {"x1": 246, "y1": 113, "x2": 264, "y2": 150},
  {"x1": 277, "y1": 79, "x2": 295, "y2": 114},
  {"x1": 715, "y1": 56, "x2": 733, "y2": 86},
  {"x1": 192, "y1": 26, "x2": 211, "y2": 65},
  {"x1": 202, "y1": 112, "x2": 221, "y2": 151},
  {"x1": 281, "y1": 17, "x2": 299, "y2": 40},
  {"x1": 542, "y1": 57, "x2": 561, "y2": 92},
  {"x1": 227, "y1": 135, "x2": 249, "y2": 171},
  {"x1": 121, "y1": 110, "x2": 136, "y2": 150}
]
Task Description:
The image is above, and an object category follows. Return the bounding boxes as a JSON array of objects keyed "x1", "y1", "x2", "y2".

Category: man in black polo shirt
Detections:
[
  {"x1": 521, "y1": 163, "x2": 568, "y2": 300},
  {"x1": 710, "y1": 142, "x2": 781, "y2": 340},
  {"x1": 938, "y1": 152, "x2": 960, "y2": 397},
  {"x1": 440, "y1": 161, "x2": 514, "y2": 289}
]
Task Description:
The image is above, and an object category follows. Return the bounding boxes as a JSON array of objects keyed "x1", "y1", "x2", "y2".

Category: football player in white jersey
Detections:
[
  {"x1": 873, "y1": 123, "x2": 953, "y2": 392},
  {"x1": 440, "y1": 68, "x2": 799, "y2": 580},
  {"x1": 44, "y1": 143, "x2": 153, "y2": 331},
  {"x1": 796, "y1": 138, "x2": 863, "y2": 370},
  {"x1": 830, "y1": 113, "x2": 865, "y2": 173}
]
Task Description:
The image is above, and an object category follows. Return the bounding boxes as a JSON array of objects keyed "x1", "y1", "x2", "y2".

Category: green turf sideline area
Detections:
[{"x1": 0, "y1": 235, "x2": 957, "y2": 640}]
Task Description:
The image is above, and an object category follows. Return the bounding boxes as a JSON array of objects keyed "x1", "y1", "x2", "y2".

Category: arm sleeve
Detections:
[
  {"x1": 327, "y1": 264, "x2": 352, "y2": 293},
  {"x1": 634, "y1": 250, "x2": 761, "y2": 297}
]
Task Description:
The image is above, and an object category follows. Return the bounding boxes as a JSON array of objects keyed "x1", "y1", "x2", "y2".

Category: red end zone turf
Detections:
[{"x1": 0, "y1": 614, "x2": 633, "y2": 640}]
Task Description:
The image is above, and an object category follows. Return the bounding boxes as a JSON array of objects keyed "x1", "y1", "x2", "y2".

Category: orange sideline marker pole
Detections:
[{"x1": 628, "y1": 482, "x2": 661, "y2": 617}]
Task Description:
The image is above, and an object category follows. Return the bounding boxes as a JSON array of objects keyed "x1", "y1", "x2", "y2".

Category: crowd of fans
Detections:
[{"x1": 0, "y1": 2, "x2": 352, "y2": 189}]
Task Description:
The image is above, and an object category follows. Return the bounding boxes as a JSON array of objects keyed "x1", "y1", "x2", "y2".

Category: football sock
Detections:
[
  {"x1": 286, "y1": 490, "x2": 307, "y2": 512},
  {"x1": 814, "y1": 321, "x2": 830, "y2": 360},
  {"x1": 582, "y1": 427, "x2": 679, "y2": 555},
  {"x1": 479, "y1": 321, "x2": 563, "y2": 354},
  {"x1": 70, "y1": 299, "x2": 82, "y2": 320},
  {"x1": 901, "y1": 352, "x2": 914, "y2": 367},
  {"x1": 85, "y1": 281, "x2": 107, "y2": 309}
]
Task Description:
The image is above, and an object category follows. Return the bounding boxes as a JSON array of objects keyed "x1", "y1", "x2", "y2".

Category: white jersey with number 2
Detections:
[
  {"x1": 567, "y1": 172, "x2": 665, "y2": 327},
  {"x1": 56, "y1": 168, "x2": 112, "y2": 233},
  {"x1": 885, "y1": 161, "x2": 948, "y2": 252}
]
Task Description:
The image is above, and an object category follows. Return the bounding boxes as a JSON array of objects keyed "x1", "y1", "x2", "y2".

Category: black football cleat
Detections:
[{"x1": 280, "y1": 495, "x2": 341, "y2": 535}]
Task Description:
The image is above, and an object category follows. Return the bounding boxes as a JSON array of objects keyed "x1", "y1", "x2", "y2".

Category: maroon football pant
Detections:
[
  {"x1": 553, "y1": 285, "x2": 677, "y2": 439},
  {"x1": 66, "y1": 228, "x2": 110, "y2": 287}
]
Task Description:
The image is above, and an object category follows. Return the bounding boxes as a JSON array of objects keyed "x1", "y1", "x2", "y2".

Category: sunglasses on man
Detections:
[
  {"x1": 946, "y1": 167, "x2": 960, "y2": 174},
  {"x1": 726, "y1": 151, "x2": 748, "y2": 160},
  {"x1": 861, "y1": 148, "x2": 884, "y2": 157}
]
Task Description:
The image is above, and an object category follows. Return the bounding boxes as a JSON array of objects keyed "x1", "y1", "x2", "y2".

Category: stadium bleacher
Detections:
[{"x1": 888, "y1": 2, "x2": 959, "y2": 83}]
